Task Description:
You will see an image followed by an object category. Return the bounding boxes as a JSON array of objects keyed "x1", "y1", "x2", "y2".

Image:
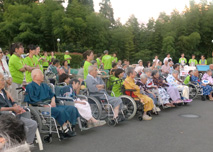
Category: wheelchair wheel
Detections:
[
  {"x1": 43, "y1": 135, "x2": 52, "y2": 144},
  {"x1": 29, "y1": 107, "x2": 43, "y2": 133},
  {"x1": 87, "y1": 96, "x2": 102, "y2": 120},
  {"x1": 107, "y1": 118, "x2": 117, "y2": 127},
  {"x1": 188, "y1": 83, "x2": 198, "y2": 99},
  {"x1": 120, "y1": 95, "x2": 137, "y2": 120}
]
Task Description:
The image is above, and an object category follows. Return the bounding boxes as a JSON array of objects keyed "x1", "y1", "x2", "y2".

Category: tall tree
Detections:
[{"x1": 99, "y1": 0, "x2": 115, "y2": 24}]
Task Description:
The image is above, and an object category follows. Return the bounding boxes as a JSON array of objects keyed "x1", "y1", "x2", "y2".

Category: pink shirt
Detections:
[
  {"x1": 161, "y1": 64, "x2": 170, "y2": 74},
  {"x1": 202, "y1": 73, "x2": 213, "y2": 84}
]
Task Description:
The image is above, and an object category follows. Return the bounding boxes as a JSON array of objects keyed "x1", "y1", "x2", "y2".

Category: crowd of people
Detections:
[{"x1": 0, "y1": 42, "x2": 212, "y2": 151}]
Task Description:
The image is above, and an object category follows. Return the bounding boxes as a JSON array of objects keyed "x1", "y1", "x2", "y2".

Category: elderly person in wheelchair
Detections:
[
  {"x1": 0, "y1": 73, "x2": 37, "y2": 144},
  {"x1": 123, "y1": 67, "x2": 154, "y2": 120},
  {"x1": 202, "y1": 69, "x2": 213, "y2": 85},
  {"x1": 192, "y1": 69, "x2": 213, "y2": 101},
  {"x1": 58, "y1": 73, "x2": 106, "y2": 128},
  {"x1": 166, "y1": 70, "x2": 192, "y2": 103},
  {"x1": 24, "y1": 69, "x2": 80, "y2": 138},
  {"x1": 85, "y1": 65, "x2": 124, "y2": 123}
]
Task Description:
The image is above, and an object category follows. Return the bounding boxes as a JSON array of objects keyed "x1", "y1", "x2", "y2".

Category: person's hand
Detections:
[
  {"x1": 152, "y1": 93, "x2": 156, "y2": 98},
  {"x1": 5, "y1": 91, "x2": 14, "y2": 102},
  {"x1": 13, "y1": 105, "x2": 25, "y2": 115},
  {"x1": 202, "y1": 83, "x2": 206, "y2": 86},
  {"x1": 78, "y1": 78, "x2": 83, "y2": 83}
]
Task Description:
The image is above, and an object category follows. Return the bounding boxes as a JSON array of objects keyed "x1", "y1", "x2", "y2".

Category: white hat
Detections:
[
  {"x1": 65, "y1": 50, "x2": 69, "y2": 52},
  {"x1": 138, "y1": 59, "x2": 142, "y2": 64}
]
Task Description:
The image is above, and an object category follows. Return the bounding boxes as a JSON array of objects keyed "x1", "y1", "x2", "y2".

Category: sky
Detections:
[{"x1": 93, "y1": 0, "x2": 212, "y2": 24}]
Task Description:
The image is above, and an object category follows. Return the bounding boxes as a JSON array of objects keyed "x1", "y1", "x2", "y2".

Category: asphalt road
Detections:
[{"x1": 33, "y1": 99, "x2": 213, "y2": 152}]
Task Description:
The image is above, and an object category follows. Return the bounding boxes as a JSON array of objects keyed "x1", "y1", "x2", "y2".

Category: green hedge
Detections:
[{"x1": 55, "y1": 53, "x2": 83, "y2": 68}]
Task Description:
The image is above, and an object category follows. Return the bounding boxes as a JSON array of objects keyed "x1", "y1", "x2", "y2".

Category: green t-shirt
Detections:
[
  {"x1": 111, "y1": 77, "x2": 123, "y2": 97},
  {"x1": 24, "y1": 56, "x2": 37, "y2": 83},
  {"x1": 34, "y1": 55, "x2": 43, "y2": 72},
  {"x1": 64, "y1": 54, "x2": 72, "y2": 64},
  {"x1": 6, "y1": 54, "x2": 11, "y2": 59},
  {"x1": 199, "y1": 59, "x2": 207, "y2": 65},
  {"x1": 49, "y1": 56, "x2": 56, "y2": 62},
  {"x1": 111, "y1": 57, "x2": 118, "y2": 63},
  {"x1": 188, "y1": 59, "x2": 198, "y2": 66},
  {"x1": 96, "y1": 58, "x2": 101, "y2": 68},
  {"x1": 83, "y1": 61, "x2": 92, "y2": 80},
  {"x1": 102, "y1": 55, "x2": 112, "y2": 70},
  {"x1": 9, "y1": 54, "x2": 25, "y2": 84},
  {"x1": 179, "y1": 58, "x2": 187, "y2": 64},
  {"x1": 42, "y1": 56, "x2": 49, "y2": 67},
  {"x1": 184, "y1": 75, "x2": 190, "y2": 85}
]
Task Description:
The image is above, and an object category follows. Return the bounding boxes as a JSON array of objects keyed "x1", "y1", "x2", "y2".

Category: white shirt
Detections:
[
  {"x1": 163, "y1": 57, "x2": 172, "y2": 64},
  {"x1": 135, "y1": 65, "x2": 144, "y2": 73},
  {"x1": 0, "y1": 59, "x2": 11, "y2": 79}
]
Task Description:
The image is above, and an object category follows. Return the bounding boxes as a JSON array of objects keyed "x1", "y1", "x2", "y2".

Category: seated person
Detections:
[
  {"x1": 0, "y1": 73, "x2": 37, "y2": 144},
  {"x1": 167, "y1": 70, "x2": 192, "y2": 103},
  {"x1": 111, "y1": 69, "x2": 125, "y2": 97},
  {"x1": 184, "y1": 70, "x2": 193, "y2": 85},
  {"x1": 191, "y1": 69, "x2": 213, "y2": 101},
  {"x1": 85, "y1": 65, "x2": 124, "y2": 122},
  {"x1": 136, "y1": 74, "x2": 160, "y2": 112},
  {"x1": 91, "y1": 60, "x2": 107, "y2": 75},
  {"x1": 152, "y1": 70, "x2": 181, "y2": 106},
  {"x1": 123, "y1": 67, "x2": 154, "y2": 120},
  {"x1": 24, "y1": 69, "x2": 79, "y2": 137},
  {"x1": 202, "y1": 69, "x2": 213, "y2": 85},
  {"x1": 110, "y1": 62, "x2": 118, "y2": 75},
  {"x1": 58, "y1": 74, "x2": 106, "y2": 128},
  {"x1": 0, "y1": 114, "x2": 30, "y2": 152}
]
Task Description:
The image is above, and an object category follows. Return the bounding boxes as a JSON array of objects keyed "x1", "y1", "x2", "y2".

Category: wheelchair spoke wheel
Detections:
[
  {"x1": 120, "y1": 95, "x2": 137, "y2": 120},
  {"x1": 188, "y1": 83, "x2": 198, "y2": 100},
  {"x1": 87, "y1": 96, "x2": 102, "y2": 120},
  {"x1": 29, "y1": 107, "x2": 43, "y2": 133}
]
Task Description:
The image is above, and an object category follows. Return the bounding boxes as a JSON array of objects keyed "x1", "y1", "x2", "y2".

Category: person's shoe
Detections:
[
  {"x1": 87, "y1": 122, "x2": 94, "y2": 128},
  {"x1": 93, "y1": 120, "x2": 106, "y2": 127},
  {"x1": 142, "y1": 115, "x2": 152, "y2": 121},
  {"x1": 184, "y1": 99, "x2": 193, "y2": 103},
  {"x1": 155, "y1": 107, "x2": 161, "y2": 112},
  {"x1": 201, "y1": 95, "x2": 206, "y2": 101},
  {"x1": 118, "y1": 115, "x2": 126, "y2": 122}
]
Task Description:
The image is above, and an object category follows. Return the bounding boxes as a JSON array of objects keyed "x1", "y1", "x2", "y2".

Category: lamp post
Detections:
[{"x1": 57, "y1": 38, "x2": 60, "y2": 52}]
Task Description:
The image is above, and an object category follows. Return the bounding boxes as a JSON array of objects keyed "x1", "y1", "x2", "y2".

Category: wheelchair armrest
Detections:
[
  {"x1": 30, "y1": 101, "x2": 50, "y2": 107},
  {"x1": 56, "y1": 97, "x2": 75, "y2": 101},
  {"x1": 76, "y1": 95, "x2": 88, "y2": 100},
  {"x1": 0, "y1": 111, "x2": 15, "y2": 116},
  {"x1": 125, "y1": 89, "x2": 137, "y2": 92}
]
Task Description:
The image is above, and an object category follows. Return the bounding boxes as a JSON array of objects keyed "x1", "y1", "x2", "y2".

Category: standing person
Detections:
[
  {"x1": 117, "y1": 60, "x2": 122, "y2": 68},
  {"x1": 9, "y1": 43, "x2": 31, "y2": 103},
  {"x1": 34, "y1": 45, "x2": 43, "y2": 72},
  {"x1": 83, "y1": 50, "x2": 94, "y2": 80},
  {"x1": 135, "y1": 59, "x2": 144, "y2": 75},
  {"x1": 102, "y1": 50, "x2": 112, "y2": 70},
  {"x1": 42, "y1": 51, "x2": 49, "y2": 70},
  {"x1": 62, "y1": 60, "x2": 70, "y2": 75},
  {"x1": 64, "y1": 50, "x2": 72, "y2": 67},
  {"x1": 24, "y1": 44, "x2": 39, "y2": 83},
  {"x1": 163, "y1": 53, "x2": 172, "y2": 64},
  {"x1": 96, "y1": 53, "x2": 102, "y2": 69},
  {"x1": 179, "y1": 53, "x2": 187, "y2": 66},
  {"x1": 153, "y1": 55, "x2": 160, "y2": 65},
  {"x1": 0, "y1": 49, "x2": 12, "y2": 93},
  {"x1": 111, "y1": 53, "x2": 118, "y2": 63},
  {"x1": 199, "y1": 55, "x2": 207, "y2": 65},
  {"x1": 188, "y1": 54, "x2": 198, "y2": 66},
  {"x1": 49, "y1": 51, "x2": 56, "y2": 61}
]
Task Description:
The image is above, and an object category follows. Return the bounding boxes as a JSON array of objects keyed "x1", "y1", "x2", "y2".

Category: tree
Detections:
[{"x1": 99, "y1": 0, "x2": 115, "y2": 24}]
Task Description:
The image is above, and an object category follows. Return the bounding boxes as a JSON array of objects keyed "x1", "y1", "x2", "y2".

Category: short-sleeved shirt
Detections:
[
  {"x1": 9, "y1": 54, "x2": 25, "y2": 84},
  {"x1": 102, "y1": 55, "x2": 112, "y2": 70},
  {"x1": 188, "y1": 59, "x2": 198, "y2": 66},
  {"x1": 24, "y1": 56, "x2": 37, "y2": 83},
  {"x1": 83, "y1": 61, "x2": 92, "y2": 80},
  {"x1": 34, "y1": 55, "x2": 43, "y2": 72},
  {"x1": 64, "y1": 54, "x2": 72, "y2": 64},
  {"x1": 199, "y1": 59, "x2": 207, "y2": 65},
  {"x1": 111, "y1": 57, "x2": 118, "y2": 63},
  {"x1": 49, "y1": 56, "x2": 56, "y2": 62},
  {"x1": 96, "y1": 58, "x2": 101, "y2": 68},
  {"x1": 42, "y1": 56, "x2": 49, "y2": 67},
  {"x1": 179, "y1": 58, "x2": 187, "y2": 64}
]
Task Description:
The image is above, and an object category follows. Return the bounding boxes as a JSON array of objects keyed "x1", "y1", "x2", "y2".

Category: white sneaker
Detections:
[{"x1": 143, "y1": 115, "x2": 152, "y2": 121}]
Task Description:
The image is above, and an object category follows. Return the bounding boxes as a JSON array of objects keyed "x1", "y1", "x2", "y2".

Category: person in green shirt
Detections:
[
  {"x1": 83, "y1": 50, "x2": 94, "y2": 80},
  {"x1": 49, "y1": 51, "x2": 56, "y2": 62},
  {"x1": 199, "y1": 55, "x2": 207, "y2": 65},
  {"x1": 188, "y1": 54, "x2": 198, "y2": 66},
  {"x1": 184, "y1": 70, "x2": 193, "y2": 85},
  {"x1": 64, "y1": 50, "x2": 72, "y2": 66},
  {"x1": 42, "y1": 51, "x2": 49, "y2": 70},
  {"x1": 112, "y1": 53, "x2": 118, "y2": 63},
  {"x1": 9, "y1": 42, "x2": 32, "y2": 103},
  {"x1": 24, "y1": 44, "x2": 40, "y2": 83},
  {"x1": 96, "y1": 53, "x2": 102, "y2": 69},
  {"x1": 102, "y1": 50, "x2": 112, "y2": 70},
  {"x1": 34, "y1": 45, "x2": 43, "y2": 72},
  {"x1": 111, "y1": 68, "x2": 124, "y2": 97},
  {"x1": 179, "y1": 53, "x2": 187, "y2": 65}
]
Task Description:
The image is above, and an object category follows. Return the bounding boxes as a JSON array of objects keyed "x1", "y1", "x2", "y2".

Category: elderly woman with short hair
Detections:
[
  {"x1": 191, "y1": 70, "x2": 213, "y2": 101},
  {"x1": 123, "y1": 67, "x2": 154, "y2": 120},
  {"x1": 202, "y1": 69, "x2": 213, "y2": 85},
  {"x1": 166, "y1": 70, "x2": 192, "y2": 103}
]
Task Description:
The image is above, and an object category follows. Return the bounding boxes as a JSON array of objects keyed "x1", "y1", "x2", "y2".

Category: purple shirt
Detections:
[{"x1": 202, "y1": 73, "x2": 213, "y2": 84}]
